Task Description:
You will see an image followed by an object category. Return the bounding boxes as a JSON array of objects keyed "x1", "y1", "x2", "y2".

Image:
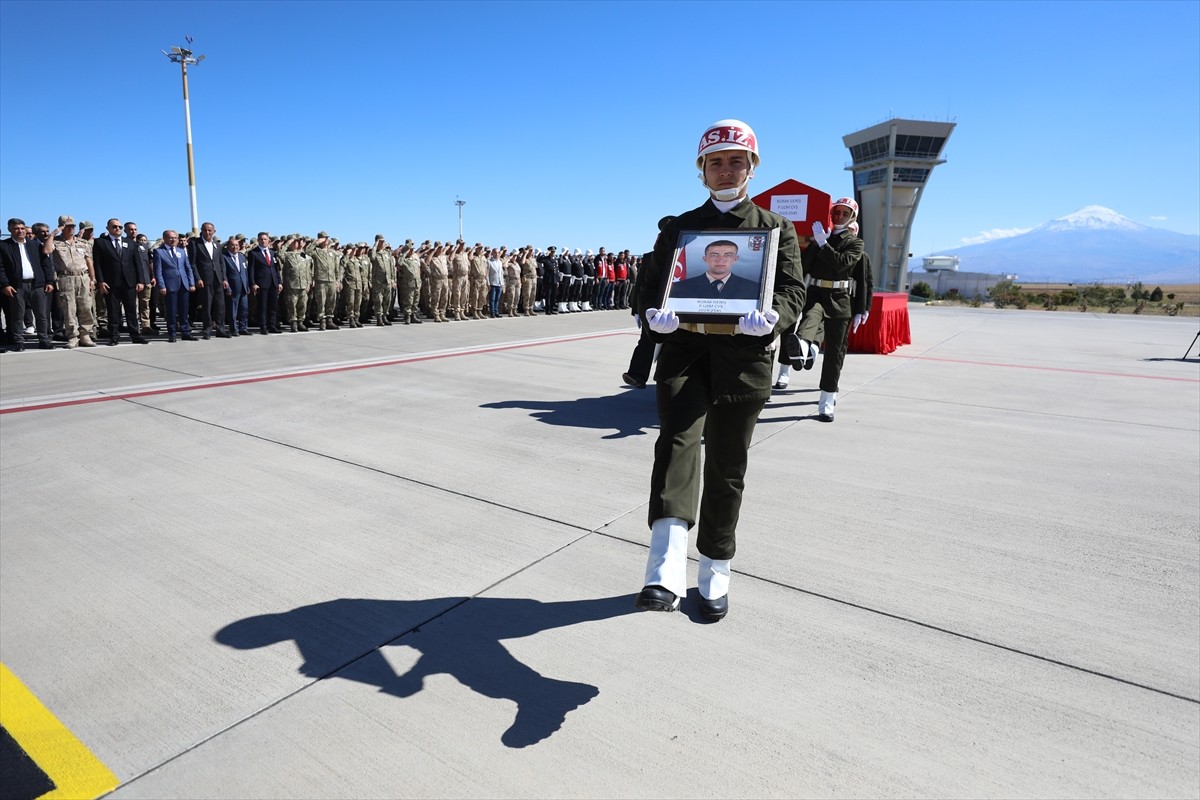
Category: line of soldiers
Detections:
[{"x1": 2, "y1": 219, "x2": 644, "y2": 349}]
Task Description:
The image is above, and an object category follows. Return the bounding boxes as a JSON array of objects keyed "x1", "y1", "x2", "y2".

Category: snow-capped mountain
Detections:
[{"x1": 923, "y1": 206, "x2": 1199, "y2": 283}]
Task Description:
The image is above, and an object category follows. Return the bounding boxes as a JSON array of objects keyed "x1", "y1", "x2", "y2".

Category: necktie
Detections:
[
  {"x1": 714, "y1": 280, "x2": 724, "y2": 293},
  {"x1": 265, "y1": 249, "x2": 271, "y2": 265}
]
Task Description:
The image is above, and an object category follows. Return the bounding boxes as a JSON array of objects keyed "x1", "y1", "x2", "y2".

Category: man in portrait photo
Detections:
[{"x1": 668, "y1": 239, "x2": 759, "y2": 300}]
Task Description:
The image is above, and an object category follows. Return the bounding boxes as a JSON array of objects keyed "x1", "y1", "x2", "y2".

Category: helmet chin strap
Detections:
[{"x1": 699, "y1": 166, "x2": 754, "y2": 202}]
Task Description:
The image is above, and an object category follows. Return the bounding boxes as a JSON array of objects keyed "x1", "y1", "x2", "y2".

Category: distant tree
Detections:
[
  {"x1": 1129, "y1": 281, "x2": 1145, "y2": 300},
  {"x1": 1149, "y1": 286, "x2": 1164, "y2": 301},
  {"x1": 1167, "y1": 293, "x2": 1176, "y2": 300},
  {"x1": 911, "y1": 281, "x2": 933, "y2": 298}
]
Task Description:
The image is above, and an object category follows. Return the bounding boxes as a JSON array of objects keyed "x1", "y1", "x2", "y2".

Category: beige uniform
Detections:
[
  {"x1": 468, "y1": 254, "x2": 489, "y2": 318},
  {"x1": 503, "y1": 256, "x2": 522, "y2": 316},
  {"x1": 51, "y1": 236, "x2": 96, "y2": 345},
  {"x1": 340, "y1": 252, "x2": 364, "y2": 326},
  {"x1": 397, "y1": 254, "x2": 421, "y2": 321},
  {"x1": 449, "y1": 251, "x2": 470, "y2": 319},
  {"x1": 520, "y1": 254, "x2": 538, "y2": 316},
  {"x1": 428, "y1": 253, "x2": 450, "y2": 322}
]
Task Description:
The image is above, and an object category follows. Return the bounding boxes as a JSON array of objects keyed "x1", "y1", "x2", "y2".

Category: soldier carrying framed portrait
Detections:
[{"x1": 655, "y1": 228, "x2": 779, "y2": 325}]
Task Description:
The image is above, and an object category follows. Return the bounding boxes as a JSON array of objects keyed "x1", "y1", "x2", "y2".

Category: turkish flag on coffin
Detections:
[{"x1": 751, "y1": 179, "x2": 833, "y2": 234}]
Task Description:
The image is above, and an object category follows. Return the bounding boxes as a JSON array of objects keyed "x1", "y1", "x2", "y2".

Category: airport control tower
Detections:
[{"x1": 843, "y1": 118, "x2": 955, "y2": 292}]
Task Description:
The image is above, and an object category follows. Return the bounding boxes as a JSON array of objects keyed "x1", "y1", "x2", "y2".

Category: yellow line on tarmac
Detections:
[{"x1": 0, "y1": 662, "x2": 119, "y2": 799}]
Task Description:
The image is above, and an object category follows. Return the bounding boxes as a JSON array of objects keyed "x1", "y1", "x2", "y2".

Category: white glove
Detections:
[
  {"x1": 645, "y1": 307, "x2": 679, "y2": 334},
  {"x1": 851, "y1": 313, "x2": 865, "y2": 334},
  {"x1": 812, "y1": 221, "x2": 829, "y2": 248},
  {"x1": 737, "y1": 308, "x2": 779, "y2": 337}
]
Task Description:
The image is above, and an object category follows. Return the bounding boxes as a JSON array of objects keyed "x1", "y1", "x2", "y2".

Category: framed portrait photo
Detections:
[{"x1": 657, "y1": 228, "x2": 779, "y2": 324}]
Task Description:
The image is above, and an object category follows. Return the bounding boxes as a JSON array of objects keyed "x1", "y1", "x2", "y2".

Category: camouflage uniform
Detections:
[{"x1": 306, "y1": 235, "x2": 341, "y2": 329}]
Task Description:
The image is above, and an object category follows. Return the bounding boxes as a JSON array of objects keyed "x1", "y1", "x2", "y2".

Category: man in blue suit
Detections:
[
  {"x1": 153, "y1": 230, "x2": 197, "y2": 342},
  {"x1": 223, "y1": 238, "x2": 251, "y2": 336},
  {"x1": 668, "y1": 239, "x2": 760, "y2": 301}
]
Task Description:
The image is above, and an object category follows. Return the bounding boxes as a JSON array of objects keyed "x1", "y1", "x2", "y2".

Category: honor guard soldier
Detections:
[
  {"x1": 634, "y1": 119, "x2": 806, "y2": 621},
  {"x1": 777, "y1": 197, "x2": 871, "y2": 421}
]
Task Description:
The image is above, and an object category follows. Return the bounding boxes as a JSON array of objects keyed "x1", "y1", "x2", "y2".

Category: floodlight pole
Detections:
[
  {"x1": 164, "y1": 40, "x2": 204, "y2": 236},
  {"x1": 455, "y1": 196, "x2": 466, "y2": 241}
]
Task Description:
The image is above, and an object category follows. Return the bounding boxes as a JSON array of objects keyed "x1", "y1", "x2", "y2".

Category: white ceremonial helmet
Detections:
[
  {"x1": 831, "y1": 196, "x2": 859, "y2": 221},
  {"x1": 696, "y1": 119, "x2": 759, "y2": 201}
]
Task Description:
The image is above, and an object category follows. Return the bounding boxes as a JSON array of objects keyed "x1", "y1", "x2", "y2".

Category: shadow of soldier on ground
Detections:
[
  {"x1": 759, "y1": 389, "x2": 822, "y2": 423},
  {"x1": 216, "y1": 594, "x2": 636, "y2": 748},
  {"x1": 482, "y1": 391, "x2": 658, "y2": 439}
]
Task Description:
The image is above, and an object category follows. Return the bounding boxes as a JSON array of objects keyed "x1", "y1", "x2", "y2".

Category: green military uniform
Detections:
[
  {"x1": 368, "y1": 245, "x2": 395, "y2": 325},
  {"x1": 340, "y1": 248, "x2": 365, "y2": 327},
  {"x1": 279, "y1": 243, "x2": 313, "y2": 331},
  {"x1": 637, "y1": 197, "x2": 806, "y2": 561},
  {"x1": 306, "y1": 238, "x2": 341, "y2": 329},
  {"x1": 397, "y1": 251, "x2": 422, "y2": 324},
  {"x1": 796, "y1": 230, "x2": 869, "y2": 393}
]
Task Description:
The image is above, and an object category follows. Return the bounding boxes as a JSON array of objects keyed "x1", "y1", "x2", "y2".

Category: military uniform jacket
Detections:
[
  {"x1": 306, "y1": 244, "x2": 340, "y2": 283},
  {"x1": 279, "y1": 250, "x2": 312, "y2": 290},
  {"x1": 398, "y1": 255, "x2": 420, "y2": 283},
  {"x1": 51, "y1": 236, "x2": 91, "y2": 277},
  {"x1": 369, "y1": 250, "x2": 394, "y2": 284},
  {"x1": 800, "y1": 231, "x2": 868, "y2": 319},
  {"x1": 639, "y1": 197, "x2": 807, "y2": 404}
]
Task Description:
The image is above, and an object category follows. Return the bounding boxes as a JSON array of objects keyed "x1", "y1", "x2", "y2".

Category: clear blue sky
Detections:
[{"x1": 2, "y1": 0, "x2": 1197, "y2": 258}]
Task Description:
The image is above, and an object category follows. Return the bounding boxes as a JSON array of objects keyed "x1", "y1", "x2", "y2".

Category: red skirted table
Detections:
[{"x1": 846, "y1": 292, "x2": 911, "y2": 354}]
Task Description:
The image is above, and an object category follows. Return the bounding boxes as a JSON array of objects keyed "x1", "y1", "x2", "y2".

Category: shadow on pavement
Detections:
[
  {"x1": 216, "y1": 594, "x2": 638, "y2": 748},
  {"x1": 482, "y1": 392, "x2": 658, "y2": 439}
]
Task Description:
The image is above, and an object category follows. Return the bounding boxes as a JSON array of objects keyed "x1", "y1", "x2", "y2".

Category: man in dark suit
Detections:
[
  {"x1": 92, "y1": 218, "x2": 149, "y2": 345},
  {"x1": 246, "y1": 231, "x2": 283, "y2": 334},
  {"x1": 153, "y1": 230, "x2": 197, "y2": 342},
  {"x1": 667, "y1": 239, "x2": 759, "y2": 301},
  {"x1": 223, "y1": 238, "x2": 251, "y2": 336},
  {"x1": 0, "y1": 218, "x2": 55, "y2": 351},
  {"x1": 187, "y1": 221, "x2": 228, "y2": 338}
]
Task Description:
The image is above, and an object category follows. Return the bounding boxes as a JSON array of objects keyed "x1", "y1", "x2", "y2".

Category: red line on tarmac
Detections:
[
  {"x1": 0, "y1": 331, "x2": 629, "y2": 415},
  {"x1": 896, "y1": 353, "x2": 1200, "y2": 383}
]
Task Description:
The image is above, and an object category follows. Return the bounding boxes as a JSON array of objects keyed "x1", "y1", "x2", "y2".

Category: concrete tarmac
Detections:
[{"x1": 1, "y1": 306, "x2": 1197, "y2": 799}]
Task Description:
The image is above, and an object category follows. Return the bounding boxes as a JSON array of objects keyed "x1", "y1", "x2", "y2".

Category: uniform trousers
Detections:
[
  {"x1": 342, "y1": 282, "x2": 363, "y2": 320},
  {"x1": 57, "y1": 275, "x2": 95, "y2": 342},
  {"x1": 137, "y1": 284, "x2": 153, "y2": 329},
  {"x1": 797, "y1": 304, "x2": 851, "y2": 394},
  {"x1": 520, "y1": 273, "x2": 537, "y2": 313},
  {"x1": 315, "y1": 282, "x2": 337, "y2": 318},
  {"x1": 503, "y1": 276, "x2": 520, "y2": 314},
  {"x1": 428, "y1": 273, "x2": 449, "y2": 317},
  {"x1": 450, "y1": 273, "x2": 469, "y2": 314},
  {"x1": 285, "y1": 288, "x2": 308, "y2": 325},
  {"x1": 399, "y1": 275, "x2": 419, "y2": 318},
  {"x1": 648, "y1": 355, "x2": 766, "y2": 561}
]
